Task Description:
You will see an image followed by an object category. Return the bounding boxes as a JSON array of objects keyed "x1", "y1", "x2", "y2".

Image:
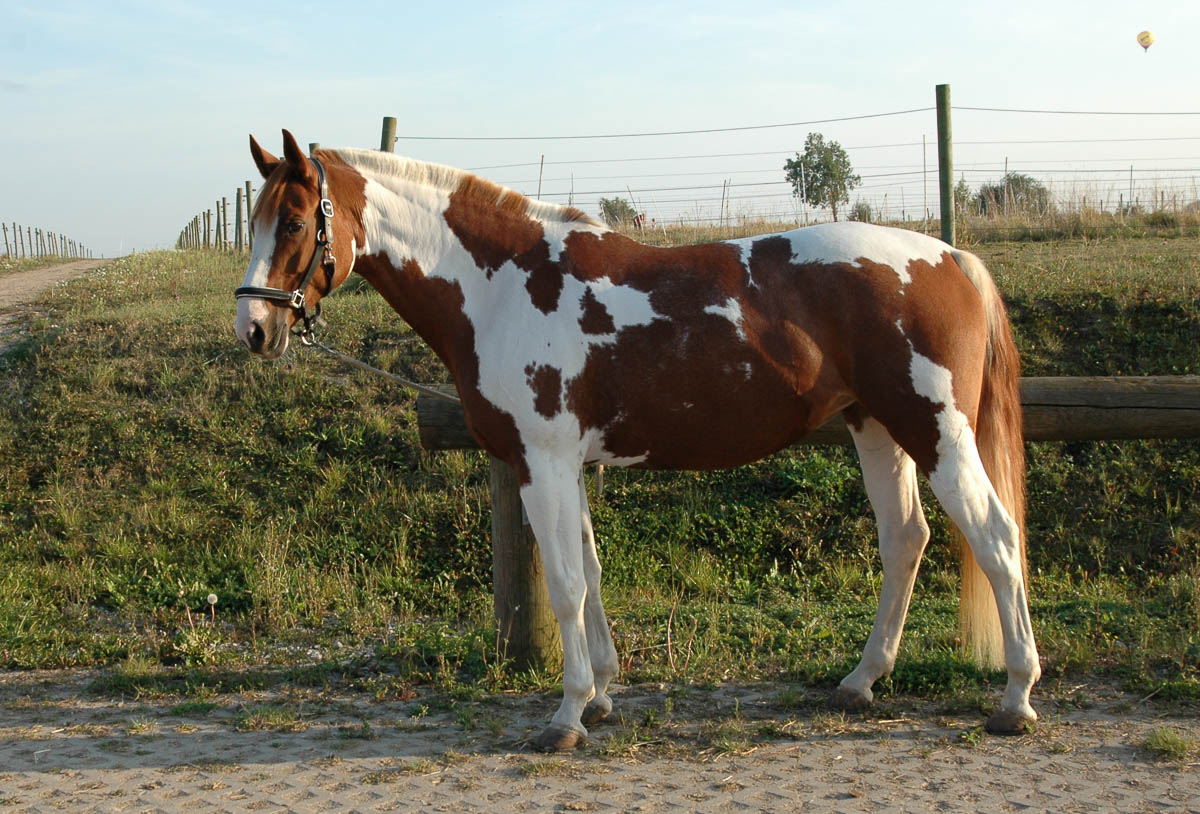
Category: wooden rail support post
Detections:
[{"x1": 935, "y1": 83, "x2": 954, "y2": 247}]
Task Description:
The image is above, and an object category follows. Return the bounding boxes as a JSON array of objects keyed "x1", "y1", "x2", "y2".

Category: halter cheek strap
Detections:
[{"x1": 234, "y1": 156, "x2": 336, "y2": 341}]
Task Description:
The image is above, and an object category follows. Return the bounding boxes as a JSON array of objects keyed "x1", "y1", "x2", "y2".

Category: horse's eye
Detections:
[{"x1": 285, "y1": 220, "x2": 304, "y2": 235}]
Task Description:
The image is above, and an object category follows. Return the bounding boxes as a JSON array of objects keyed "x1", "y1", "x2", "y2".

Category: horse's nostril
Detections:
[{"x1": 248, "y1": 322, "x2": 266, "y2": 352}]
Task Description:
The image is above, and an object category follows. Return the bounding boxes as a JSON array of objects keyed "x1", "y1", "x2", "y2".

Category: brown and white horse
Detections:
[{"x1": 236, "y1": 130, "x2": 1040, "y2": 751}]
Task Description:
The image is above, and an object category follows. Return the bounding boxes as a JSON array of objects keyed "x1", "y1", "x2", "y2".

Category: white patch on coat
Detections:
[
  {"x1": 906, "y1": 341, "x2": 974, "y2": 487},
  {"x1": 726, "y1": 221, "x2": 951, "y2": 288},
  {"x1": 704, "y1": 298, "x2": 746, "y2": 340}
]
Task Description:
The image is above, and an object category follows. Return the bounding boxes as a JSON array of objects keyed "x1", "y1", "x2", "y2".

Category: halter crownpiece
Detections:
[{"x1": 234, "y1": 155, "x2": 336, "y2": 340}]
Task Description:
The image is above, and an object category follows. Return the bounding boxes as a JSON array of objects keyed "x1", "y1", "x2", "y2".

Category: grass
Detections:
[
  {"x1": 1141, "y1": 727, "x2": 1197, "y2": 762},
  {"x1": 0, "y1": 235, "x2": 1196, "y2": 714}
]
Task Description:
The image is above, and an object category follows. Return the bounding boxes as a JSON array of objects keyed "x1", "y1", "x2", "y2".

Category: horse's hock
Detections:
[{"x1": 416, "y1": 375, "x2": 1200, "y2": 669}]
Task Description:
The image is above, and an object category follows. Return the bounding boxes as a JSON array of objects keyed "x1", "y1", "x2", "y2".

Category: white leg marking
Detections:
[
  {"x1": 519, "y1": 452, "x2": 592, "y2": 737},
  {"x1": 838, "y1": 417, "x2": 930, "y2": 703},
  {"x1": 927, "y1": 430, "x2": 1040, "y2": 721}
]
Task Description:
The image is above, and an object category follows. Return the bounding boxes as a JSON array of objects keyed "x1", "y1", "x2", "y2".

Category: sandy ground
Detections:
[
  {"x1": 0, "y1": 670, "x2": 1198, "y2": 813},
  {"x1": 2, "y1": 261, "x2": 1198, "y2": 811}
]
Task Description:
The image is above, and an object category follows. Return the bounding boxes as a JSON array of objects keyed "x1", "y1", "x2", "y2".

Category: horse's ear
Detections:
[
  {"x1": 281, "y1": 129, "x2": 317, "y2": 185},
  {"x1": 249, "y1": 134, "x2": 280, "y2": 180}
]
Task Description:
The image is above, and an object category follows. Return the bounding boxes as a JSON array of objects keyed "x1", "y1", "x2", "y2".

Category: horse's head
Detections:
[{"x1": 235, "y1": 129, "x2": 356, "y2": 358}]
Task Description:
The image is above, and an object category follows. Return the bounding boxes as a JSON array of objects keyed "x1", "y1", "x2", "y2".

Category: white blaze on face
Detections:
[{"x1": 234, "y1": 214, "x2": 279, "y2": 348}]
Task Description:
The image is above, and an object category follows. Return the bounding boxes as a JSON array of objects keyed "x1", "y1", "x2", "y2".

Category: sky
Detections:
[{"x1": 3, "y1": 0, "x2": 1199, "y2": 257}]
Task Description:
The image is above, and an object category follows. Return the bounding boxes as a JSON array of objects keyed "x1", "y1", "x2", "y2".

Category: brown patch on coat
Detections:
[
  {"x1": 578, "y1": 288, "x2": 615, "y2": 334},
  {"x1": 525, "y1": 364, "x2": 563, "y2": 419},
  {"x1": 443, "y1": 175, "x2": 599, "y2": 314}
]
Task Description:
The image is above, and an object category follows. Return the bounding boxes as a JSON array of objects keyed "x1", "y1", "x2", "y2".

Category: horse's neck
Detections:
[{"x1": 350, "y1": 179, "x2": 495, "y2": 381}]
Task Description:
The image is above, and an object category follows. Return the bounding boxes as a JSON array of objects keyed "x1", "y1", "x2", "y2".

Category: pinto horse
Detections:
[{"x1": 235, "y1": 130, "x2": 1040, "y2": 751}]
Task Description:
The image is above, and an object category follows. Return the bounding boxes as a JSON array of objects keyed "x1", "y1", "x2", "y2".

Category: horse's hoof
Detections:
[
  {"x1": 832, "y1": 686, "x2": 872, "y2": 712},
  {"x1": 985, "y1": 709, "x2": 1035, "y2": 735},
  {"x1": 581, "y1": 700, "x2": 611, "y2": 727},
  {"x1": 531, "y1": 725, "x2": 585, "y2": 752}
]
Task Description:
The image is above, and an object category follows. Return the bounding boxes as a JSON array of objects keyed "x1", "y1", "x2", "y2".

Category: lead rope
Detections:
[{"x1": 300, "y1": 332, "x2": 461, "y2": 404}]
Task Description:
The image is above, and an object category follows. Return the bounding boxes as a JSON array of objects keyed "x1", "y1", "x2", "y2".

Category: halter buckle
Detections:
[
  {"x1": 289, "y1": 289, "x2": 306, "y2": 309},
  {"x1": 320, "y1": 198, "x2": 335, "y2": 218}
]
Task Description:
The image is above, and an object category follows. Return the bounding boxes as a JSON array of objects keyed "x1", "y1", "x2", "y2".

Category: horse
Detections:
[{"x1": 235, "y1": 130, "x2": 1040, "y2": 751}]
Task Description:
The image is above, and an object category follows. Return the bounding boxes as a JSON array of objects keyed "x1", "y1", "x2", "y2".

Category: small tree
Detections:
[
  {"x1": 954, "y1": 176, "x2": 972, "y2": 216},
  {"x1": 783, "y1": 133, "x2": 861, "y2": 221},
  {"x1": 976, "y1": 172, "x2": 1051, "y2": 216},
  {"x1": 598, "y1": 197, "x2": 637, "y2": 227},
  {"x1": 849, "y1": 200, "x2": 873, "y2": 223}
]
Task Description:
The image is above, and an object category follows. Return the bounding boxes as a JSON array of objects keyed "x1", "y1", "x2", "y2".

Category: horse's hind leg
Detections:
[
  {"x1": 578, "y1": 473, "x2": 620, "y2": 726},
  {"x1": 835, "y1": 413, "x2": 931, "y2": 710},
  {"x1": 924, "y1": 430, "x2": 1040, "y2": 732}
]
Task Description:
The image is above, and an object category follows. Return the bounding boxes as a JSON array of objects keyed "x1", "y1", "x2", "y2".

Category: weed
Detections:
[
  {"x1": 232, "y1": 704, "x2": 306, "y2": 733},
  {"x1": 168, "y1": 700, "x2": 218, "y2": 717},
  {"x1": 336, "y1": 720, "x2": 375, "y2": 740},
  {"x1": 517, "y1": 758, "x2": 572, "y2": 777},
  {"x1": 1142, "y1": 727, "x2": 1196, "y2": 761},
  {"x1": 125, "y1": 717, "x2": 157, "y2": 736}
]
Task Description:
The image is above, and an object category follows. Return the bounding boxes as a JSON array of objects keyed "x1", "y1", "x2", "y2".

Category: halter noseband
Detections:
[{"x1": 234, "y1": 156, "x2": 336, "y2": 341}]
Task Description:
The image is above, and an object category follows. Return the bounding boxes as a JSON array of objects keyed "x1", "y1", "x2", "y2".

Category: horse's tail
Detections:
[{"x1": 950, "y1": 248, "x2": 1026, "y2": 669}]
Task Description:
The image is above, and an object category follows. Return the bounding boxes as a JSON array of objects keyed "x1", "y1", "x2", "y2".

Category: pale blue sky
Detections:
[{"x1": 3, "y1": 1, "x2": 1198, "y2": 256}]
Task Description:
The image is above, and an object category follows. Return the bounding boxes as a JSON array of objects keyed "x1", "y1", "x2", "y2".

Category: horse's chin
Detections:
[{"x1": 257, "y1": 329, "x2": 290, "y2": 360}]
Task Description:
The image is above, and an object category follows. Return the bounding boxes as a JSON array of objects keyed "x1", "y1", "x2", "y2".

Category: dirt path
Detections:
[
  {"x1": 0, "y1": 258, "x2": 112, "y2": 348},
  {"x1": 0, "y1": 670, "x2": 1196, "y2": 812}
]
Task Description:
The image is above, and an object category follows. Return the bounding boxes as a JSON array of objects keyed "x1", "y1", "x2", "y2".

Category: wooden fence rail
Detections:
[
  {"x1": 2, "y1": 222, "x2": 93, "y2": 260},
  {"x1": 414, "y1": 375, "x2": 1200, "y2": 669}
]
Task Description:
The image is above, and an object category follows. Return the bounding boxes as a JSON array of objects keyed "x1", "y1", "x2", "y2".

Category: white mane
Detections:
[{"x1": 332, "y1": 147, "x2": 602, "y2": 228}]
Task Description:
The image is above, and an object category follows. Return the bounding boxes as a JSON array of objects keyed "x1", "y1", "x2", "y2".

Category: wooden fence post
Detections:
[
  {"x1": 488, "y1": 454, "x2": 562, "y2": 672},
  {"x1": 245, "y1": 181, "x2": 254, "y2": 251},
  {"x1": 235, "y1": 188, "x2": 244, "y2": 252},
  {"x1": 222, "y1": 197, "x2": 230, "y2": 250},
  {"x1": 2, "y1": 223, "x2": 8, "y2": 257},
  {"x1": 936, "y1": 83, "x2": 954, "y2": 247},
  {"x1": 380, "y1": 117, "x2": 397, "y2": 152}
]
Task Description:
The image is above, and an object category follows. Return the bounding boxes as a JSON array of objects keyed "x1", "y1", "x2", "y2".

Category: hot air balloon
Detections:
[{"x1": 1137, "y1": 30, "x2": 1154, "y2": 52}]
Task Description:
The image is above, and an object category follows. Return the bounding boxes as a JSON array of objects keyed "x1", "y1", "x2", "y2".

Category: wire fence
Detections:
[
  {"x1": 2, "y1": 222, "x2": 93, "y2": 260},
  {"x1": 176, "y1": 96, "x2": 1200, "y2": 248},
  {"x1": 413, "y1": 104, "x2": 1200, "y2": 232}
]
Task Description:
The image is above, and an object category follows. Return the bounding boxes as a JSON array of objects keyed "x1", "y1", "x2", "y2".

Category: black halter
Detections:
[{"x1": 234, "y1": 156, "x2": 336, "y2": 341}]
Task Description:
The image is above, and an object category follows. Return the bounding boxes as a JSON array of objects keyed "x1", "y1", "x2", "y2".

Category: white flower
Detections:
[{"x1": 207, "y1": 594, "x2": 218, "y2": 605}]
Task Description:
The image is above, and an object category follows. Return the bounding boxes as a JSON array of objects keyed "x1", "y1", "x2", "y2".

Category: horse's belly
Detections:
[{"x1": 584, "y1": 387, "x2": 846, "y2": 470}]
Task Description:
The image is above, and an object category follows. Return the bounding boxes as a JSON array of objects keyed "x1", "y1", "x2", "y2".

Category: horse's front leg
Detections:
[{"x1": 519, "y1": 452, "x2": 592, "y2": 751}]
